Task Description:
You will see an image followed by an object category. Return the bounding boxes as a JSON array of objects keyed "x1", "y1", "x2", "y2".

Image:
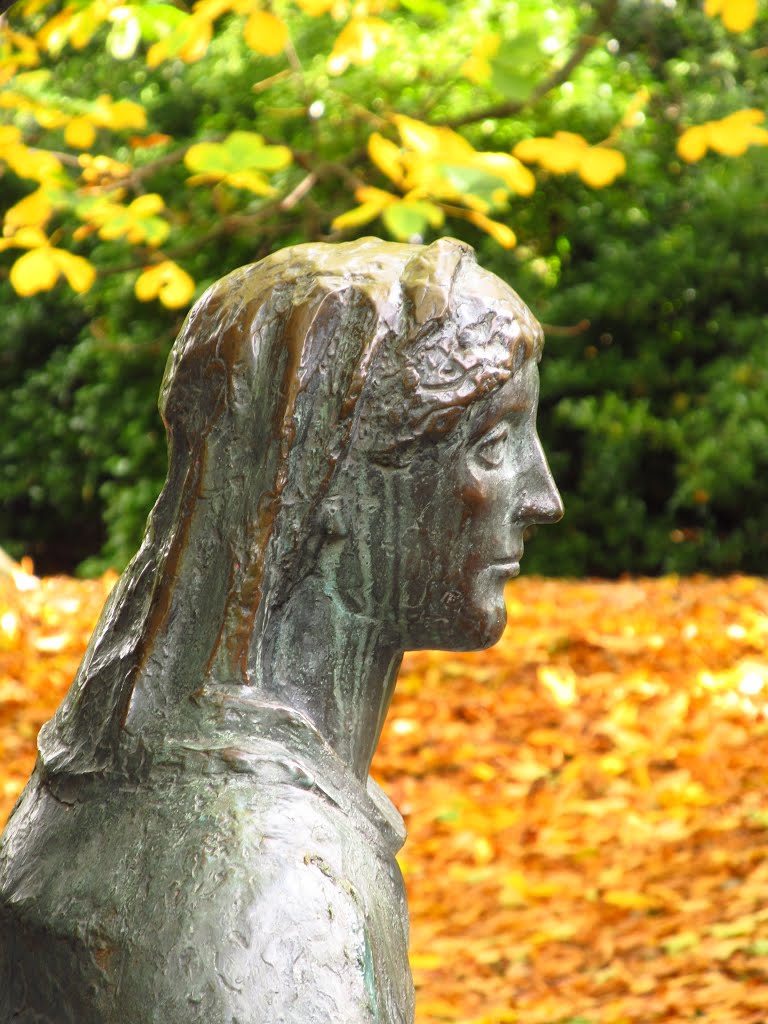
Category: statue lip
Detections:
[{"x1": 490, "y1": 558, "x2": 521, "y2": 576}]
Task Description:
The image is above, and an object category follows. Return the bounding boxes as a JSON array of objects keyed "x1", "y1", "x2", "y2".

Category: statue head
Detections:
[{"x1": 40, "y1": 237, "x2": 562, "y2": 777}]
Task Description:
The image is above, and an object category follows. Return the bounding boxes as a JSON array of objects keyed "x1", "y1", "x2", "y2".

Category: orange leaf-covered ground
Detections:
[{"x1": 2, "y1": 564, "x2": 767, "y2": 1024}]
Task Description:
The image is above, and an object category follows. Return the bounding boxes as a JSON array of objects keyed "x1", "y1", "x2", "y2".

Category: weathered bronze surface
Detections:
[{"x1": 0, "y1": 238, "x2": 562, "y2": 1023}]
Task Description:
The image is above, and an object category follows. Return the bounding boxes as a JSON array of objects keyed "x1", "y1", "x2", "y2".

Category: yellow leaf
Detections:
[
  {"x1": 474, "y1": 152, "x2": 536, "y2": 196},
  {"x1": 51, "y1": 249, "x2": 95, "y2": 293},
  {"x1": 3, "y1": 188, "x2": 54, "y2": 232},
  {"x1": 578, "y1": 146, "x2": 626, "y2": 187},
  {"x1": 135, "y1": 261, "x2": 195, "y2": 308},
  {"x1": 332, "y1": 199, "x2": 390, "y2": 231},
  {"x1": 9, "y1": 246, "x2": 59, "y2": 295},
  {"x1": 296, "y1": 0, "x2": 335, "y2": 12},
  {"x1": 147, "y1": 15, "x2": 212, "y2": 67},
  {"x1": 36, "y1": 8, "x2": 77, "y2": 54},
  {"x1": 130, "y1": 193, "x2": 165, "y2": 217},
  {"x1": 0, "y1": 225, "x2": 49, "y2": 250},
  {"x1": 395, "y1": 115, "x2": 474, "y2": 159},
  {"x1": 244, "y1": 10, "x2": 289, "y2": 56},
  {"x1": 3, "y1": 143, "x2": 63, "y2": 182},
  {"x1": 34, "y1": 107, "x2": 70, "y2": 130},
  {"x1": 410, "y1": 953, "x2": 442, "y2": 970},
  {"x1": 514, "y1": 132, "x2": 587, "y2": 174},
  {"x1": 0, "y1": 125, "x2": 22, "y2": 147},
  {"x1": 78, "y1": 153, "x2": 132, "y2": 183},
  {"x1": 603, "y1": 889, "x2": 662, "y2": 911},
  {"x1": 461, "y1": 33, "x2": 500, "y2": 85},
  {"x1": 368, "y1": 132, "x2": 405, "y2": 185},
  {"x1": 94, "y1": 96, "x2": 147, "y2": 131},
  {"x1": 538, "y1": 665, "x2": 577, "y2": 706},
  {"x1": 709, "y1": 110, "x2": 768, "y2": 155},
  {"x1": 65, "y1": 116, "x2": 96, "y2": 150},
  {"x1": 621, "y1": 85, "x2": 651, "y2": 128},
  {"x1": 677, "y1": 111, "x2": 768, "y2": 162},
  {"x1": 677, "y1": 124, "x2": 709, "y2": 163},
  {"x1": 705, "y1": 0, "x2": 758, "y2": 31},
  {"x1": 223, "y1": 170, "x2": 275, "y2": 194},
  {"x1": 328, "y1": 17, "x2": 392, "y2": 75},
  {"x1": 467, "y1": 211, "x2": 517, "y2": 249}
]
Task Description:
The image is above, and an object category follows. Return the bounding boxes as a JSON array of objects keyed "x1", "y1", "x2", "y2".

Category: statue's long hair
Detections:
[{"x1": 38, "y1": 238, "x2": 541, "y2": 779}]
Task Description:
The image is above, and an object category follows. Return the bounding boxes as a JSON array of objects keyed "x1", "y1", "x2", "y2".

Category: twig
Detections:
[
  {"x1": 541, "y1": 319, "x2": 591, "y2": 337},
  {"x1": 443, "y1": 0, "x2": 618, "y2": 129},
  {"x1": 279, "y1": 171, "x2": 317, "y2": 211}
]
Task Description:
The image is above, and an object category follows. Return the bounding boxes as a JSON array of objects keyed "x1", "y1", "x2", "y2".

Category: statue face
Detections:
[
  {"x1": 399, "y1": 357, "x2": 562, "y2": 651},
  {"x1": 329, "y1": 357, "x2": 562, "y2": 654}
]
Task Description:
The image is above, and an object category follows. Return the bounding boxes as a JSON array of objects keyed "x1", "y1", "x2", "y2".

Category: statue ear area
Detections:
[{"x1": 401, "y1": 237, "x2": 475, "y2": 326}]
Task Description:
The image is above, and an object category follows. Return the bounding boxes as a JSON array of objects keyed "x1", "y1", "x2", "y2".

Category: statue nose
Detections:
[{"x1": 522, "y1": 441, "x2": 564, "y2": 525}]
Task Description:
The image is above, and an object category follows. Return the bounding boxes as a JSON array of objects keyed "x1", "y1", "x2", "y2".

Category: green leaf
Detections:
[
  {"x1": 382, "y1": 202, "x2": 430, "y2": 240},
  {"x1": 225, "y1": 132, "x2": 292, "y2": 172},
  {"x1": 398, "y1": 0, "x2": 448, "y2": 19},
  {"x1": 490, "y1": 31, "x2": 541, "y2": 100},
  {"x1": 662, "y1": 931, "x2": 699, "y2": 954},
  {"x1": 134, "y1": 3, "x2": 189, "y2": 42},
  {"x1": 184, "y1": 142, "x2": 226, "y2": 175},
  {"x1": 436, "y1": 163, "x2": 508, "y2": 204}
]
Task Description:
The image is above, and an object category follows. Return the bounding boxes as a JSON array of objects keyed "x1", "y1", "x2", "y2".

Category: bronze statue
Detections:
[{"x1": 0, "y1": 238, "x2": 562, "y2": 1023}]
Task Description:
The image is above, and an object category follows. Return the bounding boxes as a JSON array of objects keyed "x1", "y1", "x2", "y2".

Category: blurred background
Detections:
[
  {"x1": 0, "y1": 0, "x2": 766, "y2": 579},
  {"x1": 2, "y1": 6, "x2": 768, "y2": 1022}
]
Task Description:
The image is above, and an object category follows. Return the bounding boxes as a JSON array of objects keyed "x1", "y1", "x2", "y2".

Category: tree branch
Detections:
[{"x1": 443, "y1": 0, "x2": 618, "y2": 129}]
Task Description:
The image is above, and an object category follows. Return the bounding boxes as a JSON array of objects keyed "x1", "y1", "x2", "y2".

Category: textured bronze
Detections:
[{"x1": 0, "y1": 238, "x2": 562, "y2": 1023}]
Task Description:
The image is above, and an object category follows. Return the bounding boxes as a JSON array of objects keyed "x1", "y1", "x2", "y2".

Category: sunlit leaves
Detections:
[
  {"x1": 0, "y1": 74, "x2": 146, "y2": 142},
  {"x1": 461, "y1": 30, "x2": 542, "y2": 101},
  {"x1": 332, "y1": 185, "x2": 444, "y2": 239},
  {"x1": 77, "y1": 152, "x2": 132, "y2": 186},
  {"x1": 0, "y1": 227, "x2": 96, "y2": 296},
  {"x1": 464, "y1": 211, "x2": 516, "y2": 249},
  {"x1": 328, "y1": 17, "x2": 394, "y2": 75},
  {"x1": 0, "y1": 125, "x2": 63, "y2": 182},
  {"x1": 78, "y1": 193, "x2": 170, "y2": 245},
  {"x1": 105, "y1": 3, "x2": 189, "y2": 62},
  {"x1": 146, "y1": 0, "x2": 289, "y2": 66},
  {"x1": 335, "y1": 116, "x2": 532, "y2": 246},
  {"x1": 677, "y1": 109, "x2": 768, "y2": 162},
  {"x1": 703, "y1": 0, "x2": 758, "y2": 32},
  {"x1": 461, "y1": 33, "x2": 500, "y2": 85},
  {"x1": 146, "y1": 8, "x2": 214, "y2": 66},
  {"x1": 392, "y1": 115, "x2": 536, "y2": 203},
  {"x1": 3, "y1": 186, "x2": 62, "y2": 233},
  {"x1": 36, "y1": 0, "x2": 124, "y2": 55},
  {"x1": 514, "y1": 132, "x2": 627, "y2": 187},
  {"x1": 0, "y1": 0, "x2": 764, "y2": 358},
  {"x1": 0, "y1": 27, "x2": 40, "y2": 85},
  {"x1": 243, "y1": 10, "x2": 289, "y2": 57},
  {"x1": 185, "y1": 130, "x2": 292, "y2": 193},
  {"x1": 134, "y1": 259, "x2": 195, "y2": 307},
  {"x1": 64, "y1": 116, "x2": 96, "y2": 149},
  {"x1": 295, "y1": 0, "x2": 336, "y2": 12}
]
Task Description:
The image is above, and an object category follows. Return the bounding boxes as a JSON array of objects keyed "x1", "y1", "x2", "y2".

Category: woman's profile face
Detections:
[
  {"x1": 327, "y1": 269, "x2": 563, "y2": 653},
  {"x1": 392, "y1": 357, "x2": 562, "y2": 651}
]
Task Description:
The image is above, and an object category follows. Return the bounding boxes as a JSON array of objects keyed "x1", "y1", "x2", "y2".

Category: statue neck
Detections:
[{"x1": 251, "y1": 574, "x2": 403, "y2": 782}]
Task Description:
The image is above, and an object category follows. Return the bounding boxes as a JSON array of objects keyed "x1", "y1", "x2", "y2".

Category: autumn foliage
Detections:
[
  {"x1": 2, "y1": 560, "x2": 767, "y2": 1023},
  {"x1": 0, "y1": 0, "x2": 765, "y2": 305}
]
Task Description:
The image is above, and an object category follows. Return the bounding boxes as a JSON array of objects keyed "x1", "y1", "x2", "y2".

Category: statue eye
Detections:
[{"x1": 475, "y1": 426, "x2": 509, "y2": 468}]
